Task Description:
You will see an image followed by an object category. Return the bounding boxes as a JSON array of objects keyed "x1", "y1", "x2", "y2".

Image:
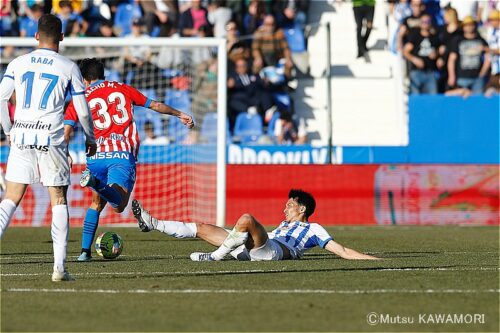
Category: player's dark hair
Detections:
[
  {"x1": 38, "y1": 14, "x2": 62, "y2": 43},
  {"x1": 79, "y1": 58, "x2": 105, "y2": 81},
  {"x1": 288, "y1": 189, "x2": 316, "y2": 219}
]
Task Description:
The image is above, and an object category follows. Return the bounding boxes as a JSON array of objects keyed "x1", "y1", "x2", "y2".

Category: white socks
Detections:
[
  {"x1": 155, "y1": 220, "x2": 197, "y2": 239},
  {"x1": 211, "y1": 229, "x2": 248, "y2": 260},
  {"x1": 0, "y1": 199, "x2": 16, "y2": 239},
  {"x1": 51, "y1": 205, "x2": 69, "y2": 273}
]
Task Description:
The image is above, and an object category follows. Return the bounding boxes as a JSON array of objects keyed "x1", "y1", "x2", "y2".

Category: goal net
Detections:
[{"x1": 0, "y1": 37, "x2": 227, "y2": 227}]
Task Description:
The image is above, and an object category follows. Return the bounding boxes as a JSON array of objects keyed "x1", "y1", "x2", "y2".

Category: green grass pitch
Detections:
[{"x1": 1, "y1": 225, "x2": 498, "y2": 332}]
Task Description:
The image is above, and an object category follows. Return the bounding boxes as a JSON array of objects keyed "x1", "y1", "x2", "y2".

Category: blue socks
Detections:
[
  {"x1": 82, "y1": 208, "x2": 99, "y2": 253},
  {"x1": 96, "y1": 185, "x2": 122, "y2": 209}
]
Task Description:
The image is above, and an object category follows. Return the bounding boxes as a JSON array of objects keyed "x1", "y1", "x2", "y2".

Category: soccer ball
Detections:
[{"x1": 95, "y1": 232, "x2": 123, "y2": 259}]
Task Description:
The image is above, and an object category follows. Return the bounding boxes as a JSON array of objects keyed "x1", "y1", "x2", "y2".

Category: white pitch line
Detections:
[
  {"x1": 3, "y1": 288, "x2": 499, "y2": 295},
  {"x1": 0, "y1": 254, "x2": 167, "y2": 260},
  {"x1": 1, "y1": 251, "x2": 498, "y2": 261},
  {"x1": 1, "y1": 266, "x2": 499, "y2": 277}
]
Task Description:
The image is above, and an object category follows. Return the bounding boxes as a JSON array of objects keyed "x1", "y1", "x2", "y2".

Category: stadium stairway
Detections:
[{"x1": 296, "y1": 0, "x2": 407, "y2": 147}]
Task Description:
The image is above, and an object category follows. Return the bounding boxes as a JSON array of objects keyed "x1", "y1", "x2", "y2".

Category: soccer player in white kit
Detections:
[
  {"x1": 0, "y1": 14, "x2": 97, "y2": 281},
  {"x1": 132, "y1": 189, "x2": 379, "y2": 261}
]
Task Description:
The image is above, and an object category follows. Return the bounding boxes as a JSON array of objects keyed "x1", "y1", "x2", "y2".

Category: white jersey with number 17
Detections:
[{"x1": 0, "y1": 48, "x2": 87, "y2": 146}]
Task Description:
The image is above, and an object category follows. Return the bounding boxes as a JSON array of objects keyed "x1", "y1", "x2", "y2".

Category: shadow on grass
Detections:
[
  {"x1": 0, "y1": 252, "x2": 53, "y2": 256},
  {"x1": 97, "y1": 264, "x2": 463, "y2": 280}
]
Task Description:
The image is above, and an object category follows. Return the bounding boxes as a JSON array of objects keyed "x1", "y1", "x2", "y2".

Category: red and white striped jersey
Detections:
[{"x1": 65, "y1": 80, "x2": 151, "y2": 158}]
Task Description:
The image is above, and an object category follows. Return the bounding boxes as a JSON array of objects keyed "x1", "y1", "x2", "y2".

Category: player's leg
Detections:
[
  {"x1": 81, "y1": 168, "x2": 123, "y2": 208},
  {"x1": 133, "y1": 199, "x2": 226, "y2": 244},
  {"x1": 108, "y1": 183, "x2": 129, "y2": 213},
  {"x1": 47, "y1": 185, "x2": 74, "y2": 281},
  {"x1": 40, "y1": 143, "x2": 74, "y2": 281},
  {"x1": 106, "y1": 155, "x2": 137, "y2": 213},
  {"x1": 191, "y1": 214, "x2": 267, "y2": 261},
  {"x1": 78, "y1": 191, "x2": 107, "y2": 261},
  {"x1": 208, "y1": 214, "x2": 268, "y2": 260},
  {"x1": 132, "y1": 199, "x2": 198, "y2": 238},
  {"x1": 0, "y1": 181, "x2": 28, "y2": 238},
  {"x1": 132, "y1": 199, "x2": 250, "y2": 260},
  {"x1": 80, "y1": 158, "x2": 126, "y2": 209},
  {"x1": 1, "y1": 144, "x2": 37, "y2": 238}
]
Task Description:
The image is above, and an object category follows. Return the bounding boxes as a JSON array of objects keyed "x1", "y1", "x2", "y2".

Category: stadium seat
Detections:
[
  {"x1": 104, "y1": 69, "x2": 120, "y2": 82},
  {"x1": 139, "y1": 88, "x2": 157, "y2": 101},
  {"x1": 134, "y1": 106, "x2": 163, "y2": 139},
  {"x1": 167, "y1": 114, "x2": 190, "y2": 143},
  {"x1": 233, "y1": 112, "x2": 263, "y2": 144},
  {"x1": 200, "y1": 112, "x2": 231, "y2": 144},
  {"x1": 267, "y1": 111, "x2": 281, "y2": 136},
  {"x1": 114, "y1": 3, "x2": 142, "y2": 36},
  {"x1": 125, "y1": 70, "x2": 134, "y2": 85},
  {"x1": 285, "y1": 24, "x2": 306, "y2": 53},
  {"x1": 165, "y1": 89, "x2": 191, "y2": 112}
]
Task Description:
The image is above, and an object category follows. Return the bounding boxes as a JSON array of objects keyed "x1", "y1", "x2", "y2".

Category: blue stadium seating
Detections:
[
  {"x1": 284, "y1": 24, "x2": 306, "y2": 53},
  {"x1": 168, "y1": 115, "x2": 190, "y2": 143},
  {"x1": 114, "y1": 3, "x2": 142, "y2": 37},
  {"x1": 134, "y1": 89, "x2": 162, "y2": 139},
  {"x1": 200, "y1": 112, "x2": 232, "y2": 144},
  {"x1": 104, "y1": 69, "x2": 120, "y2": 82},
  {"x1": 133, "y1": 106, "x2": 163, "y2": 139},
  {"x1": 233, "y1": 112, "x2": 263, "y2": 144},
  {"x1": 267, "y1": 111, "x2": 281, "y2": 136},
  {"x1": 165, "y1": 89, "x2": 191, "y2": 112},
  {"x1": 164, "y1": 89, "x2": 192, "y2": 142},
  {"x1": 139, "y1": 88, "x2": 157, "y2": 101}
]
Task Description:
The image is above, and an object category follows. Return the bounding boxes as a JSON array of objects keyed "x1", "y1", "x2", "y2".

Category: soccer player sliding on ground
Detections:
[
  {"x1": 64, "y1": 58, "x2": 194, "y2": 262},
  {"x1": 132, "y1": 189, "x2": 379, "y2": 261},
  {"x1": 0, "y1": 14, "x2": 97, "y2": 281}
]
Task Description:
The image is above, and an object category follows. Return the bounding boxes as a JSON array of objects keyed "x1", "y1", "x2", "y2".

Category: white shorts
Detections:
[
  {"x1": 249, "y1": 239, "x2": 284, "y2": 261},
  {"x1": 5, "y1": 143, "x2": 70, "y2": 187}
]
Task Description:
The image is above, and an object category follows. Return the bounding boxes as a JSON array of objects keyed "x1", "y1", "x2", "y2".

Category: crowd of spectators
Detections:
[
  {"x1": 390, "y1": 0, "x2": 499, "y2": 97},
  {"x1": 0, "y1": 0, "x2": 310, "y2": 146}
]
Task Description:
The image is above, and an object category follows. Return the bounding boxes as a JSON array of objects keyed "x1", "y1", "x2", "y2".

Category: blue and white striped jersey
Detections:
[
  {"x1": 269, "y1": 221, "x2": 333, "y2": 259},
  {"x1": 0, "y1": 48, "x2": 94, "y2": 146}
]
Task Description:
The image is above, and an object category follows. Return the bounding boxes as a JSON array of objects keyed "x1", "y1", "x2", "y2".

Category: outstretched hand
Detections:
[{"x1": 180, "y1": 113, "x2": 195, "y2": 129}]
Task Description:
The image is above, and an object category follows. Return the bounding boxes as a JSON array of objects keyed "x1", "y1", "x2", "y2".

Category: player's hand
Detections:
[
  {"x1": 180, "y1": 114, "x2": 194, "y2": 129},
  {"x1": 85, "y1": 142, "x2": 97, "y2": 157}
]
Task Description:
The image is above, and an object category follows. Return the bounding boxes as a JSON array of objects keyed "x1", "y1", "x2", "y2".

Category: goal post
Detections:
[{"x1": 0, "y1": 37, "x2": 227, "y2": 228}]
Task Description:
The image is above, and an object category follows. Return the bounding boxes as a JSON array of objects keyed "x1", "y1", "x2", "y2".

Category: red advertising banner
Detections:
[
  {"x1": 374, "y1": 165, "x2": 499, "y2": 225},
  {"x1": 1, "y1": 164, "x2": 498, "y2": 226}
]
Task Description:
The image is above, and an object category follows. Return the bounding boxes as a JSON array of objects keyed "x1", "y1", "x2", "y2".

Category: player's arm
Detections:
[
  {"x1": 64, "y1": 124, "x2": 74, "y2": 144},
  {"x1": 70, "y1": 63, "x2": 96, "y2": 156},
  {"x1": 149, "y1": 101, "x2": 194, "y2": 129},
  {"x1": 63, "y1": 102, "x2": 79, "y2": 169},
  {"x1": 0, "y1": 63, "x2": 15, "y2": 137},
  {"x1": 125, "y1": 84, "x2": 194, "y2": 129},
  {"x1": 324, "y1": 240, "x2": 380, "y2": 260},
  {"x1": 63, "y1": 101, "x2": 77, "y2": 144}
]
